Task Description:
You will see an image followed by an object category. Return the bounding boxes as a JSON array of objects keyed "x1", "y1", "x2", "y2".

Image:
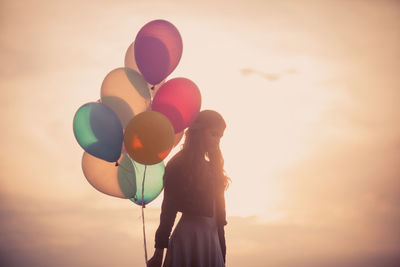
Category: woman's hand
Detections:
[{"x1": 148, "y1": 248, "x2": 164, "y2": 267}]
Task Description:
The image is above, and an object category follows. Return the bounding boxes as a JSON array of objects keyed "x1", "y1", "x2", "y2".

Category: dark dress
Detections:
[{"x1": 154, "y1": 152, "x2": 227, "y2": 266}]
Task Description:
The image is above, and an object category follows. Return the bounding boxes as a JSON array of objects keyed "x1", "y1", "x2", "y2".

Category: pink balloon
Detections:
[
  {"x1": 134, "y1": 20, "x2": 183, "y2": 85},
  {"x1": 151, "y1": 78, "x2": 201, "y2": 133}
]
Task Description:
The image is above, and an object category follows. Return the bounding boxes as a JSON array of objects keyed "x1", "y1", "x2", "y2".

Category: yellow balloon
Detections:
[
  {"x1": 81, "y1": 152, "x2": 132, "y2": 198},
  {"x1": 101, "y1": 67, "x2": 151, "y2": 128},
  {"x1": 124, "y1": 42, "x2": 140, "y2": 71},
  {"x1": 124, "y1": 111, "x2": 175, "y2": 165}
]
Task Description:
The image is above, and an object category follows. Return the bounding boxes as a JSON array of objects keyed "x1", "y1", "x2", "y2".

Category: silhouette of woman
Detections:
[{"x1": 148, "y1": 110, "x2": 229, "y2": 267}]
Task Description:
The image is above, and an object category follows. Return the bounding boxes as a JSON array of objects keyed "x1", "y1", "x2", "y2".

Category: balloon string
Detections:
[{"x1": 142, "y1": 165, "x2": 148, "y2": 266}]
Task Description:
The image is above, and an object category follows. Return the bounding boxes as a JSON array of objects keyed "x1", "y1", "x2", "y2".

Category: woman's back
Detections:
[{"x1": 148, "y1": 110, "x2": 228, "y2": 267}]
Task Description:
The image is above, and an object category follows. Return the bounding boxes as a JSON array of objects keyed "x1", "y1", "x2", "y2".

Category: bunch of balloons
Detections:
[{"x1": 73, "y1": 19, "x2": 201, "y2": 206}]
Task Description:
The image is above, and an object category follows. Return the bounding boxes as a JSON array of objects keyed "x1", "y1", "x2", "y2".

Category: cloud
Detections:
[
  {"x1": 226, "y1": 216, "x2": 400, "y2": 267},
  {"x1": 240, "y1": 68, "x2": 298, "y2": 82},
  {"x1": 0, "y1": 195, "x2": 162, "y2": 267},
  {"x1": 1, "y1": 193, "x2": 399, "y2": 267}
]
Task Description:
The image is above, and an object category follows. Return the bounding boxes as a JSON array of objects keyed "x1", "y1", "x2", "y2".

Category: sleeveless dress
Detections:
[{"x1": 162, "y1": 202, "x2": 225, "y2": 267}]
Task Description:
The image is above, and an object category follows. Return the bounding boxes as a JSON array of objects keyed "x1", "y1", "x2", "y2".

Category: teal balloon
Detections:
[
  {"x1": 73, "y1": 102, "x2": 123, "y2": 162},
  {"x1": 125, "y1": 158, "x2": 165, "y2": 205}
]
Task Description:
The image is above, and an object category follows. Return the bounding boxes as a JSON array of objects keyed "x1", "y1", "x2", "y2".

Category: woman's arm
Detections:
[
  {"x1": 154, "y1": 187, "x2": 178, "y2": 248},
  {"x1": 149, "y1": 164, "x2": 179, "y2": 267},
  {"x1": 148, "y1": 248, "x2": 164, "y2": 267},
  {"x1": 154, "y1": 163, "x2": 179, "y2": 249}
]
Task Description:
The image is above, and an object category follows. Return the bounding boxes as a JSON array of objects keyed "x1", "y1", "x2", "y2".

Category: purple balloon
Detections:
[{"x1": 134, "y1": 20, "x2": 183, "y2": 85}]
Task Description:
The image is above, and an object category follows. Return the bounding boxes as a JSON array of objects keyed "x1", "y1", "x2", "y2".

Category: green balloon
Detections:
[
  {"x1": 73, "y1": 102, "x2": 123, "y2": 162},
  {"x1": 125, "y1": 157, "x2": 164, "y2": 205},
  {"x1": 73, "y1": 103, "x2": 98, "y2": 148}
]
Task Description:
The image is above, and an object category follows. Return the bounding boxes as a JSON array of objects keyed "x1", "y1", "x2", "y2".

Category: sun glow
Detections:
[
  {"x1": 203, "y1": 56, "x2": 341, "y2": 219},
  {"x1": 145, "y1": 17, "x2": 346, "y2": 219}
]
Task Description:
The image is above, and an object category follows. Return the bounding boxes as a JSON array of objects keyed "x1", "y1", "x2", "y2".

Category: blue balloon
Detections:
[{"x1": 73, "y1": 102, "x2": 123, "y2": 162}]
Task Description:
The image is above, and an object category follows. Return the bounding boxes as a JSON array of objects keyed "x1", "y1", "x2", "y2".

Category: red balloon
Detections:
[
  {"x1": 151, "y1": 78, "x2": 201, "y2": 133},
  {"x1": 134, "y1": 20, "x2": 183, "y2": 85}
]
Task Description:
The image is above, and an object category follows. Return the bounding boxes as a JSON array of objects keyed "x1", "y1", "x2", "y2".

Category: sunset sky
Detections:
[{"x1": 1, "y1": 0, "x2": 400, "y2": 266}]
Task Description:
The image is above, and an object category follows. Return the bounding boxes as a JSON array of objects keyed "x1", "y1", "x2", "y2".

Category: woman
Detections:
[{"x1": 148, "y1": 110, "x2": 229, "y2": 267}]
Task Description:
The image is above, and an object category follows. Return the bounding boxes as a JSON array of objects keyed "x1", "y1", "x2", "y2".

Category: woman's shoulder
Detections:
[
  {"x1": 165, "y1": 151, "x2": 184, "y2": 169},
  {"x1": 164, "y1": 151, "x2": 185, "y2": 181}
]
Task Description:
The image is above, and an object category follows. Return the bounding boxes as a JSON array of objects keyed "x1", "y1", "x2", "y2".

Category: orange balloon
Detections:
[
  {"x1": 124, "y1": 111, "x2": 175, "y2": 165},
  {"x1": 101, "y1": 68, "x2": 151, "y2": 128},
  {"x1": 81, "y1": 152, "x2": 133, "y2": 198}
]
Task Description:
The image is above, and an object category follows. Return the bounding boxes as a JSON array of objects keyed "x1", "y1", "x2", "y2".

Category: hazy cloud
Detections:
[
  {"x1": 240, "y1": 68, "x2": 297, "y2": 82},
  {"x1": 1, "y1": 196, "x2": 399, "y2": 267}
]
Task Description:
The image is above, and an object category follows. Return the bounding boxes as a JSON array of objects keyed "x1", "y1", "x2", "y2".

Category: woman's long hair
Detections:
[{"x1": 178, "y1": 110, "x2": 230, "y2": 192}]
